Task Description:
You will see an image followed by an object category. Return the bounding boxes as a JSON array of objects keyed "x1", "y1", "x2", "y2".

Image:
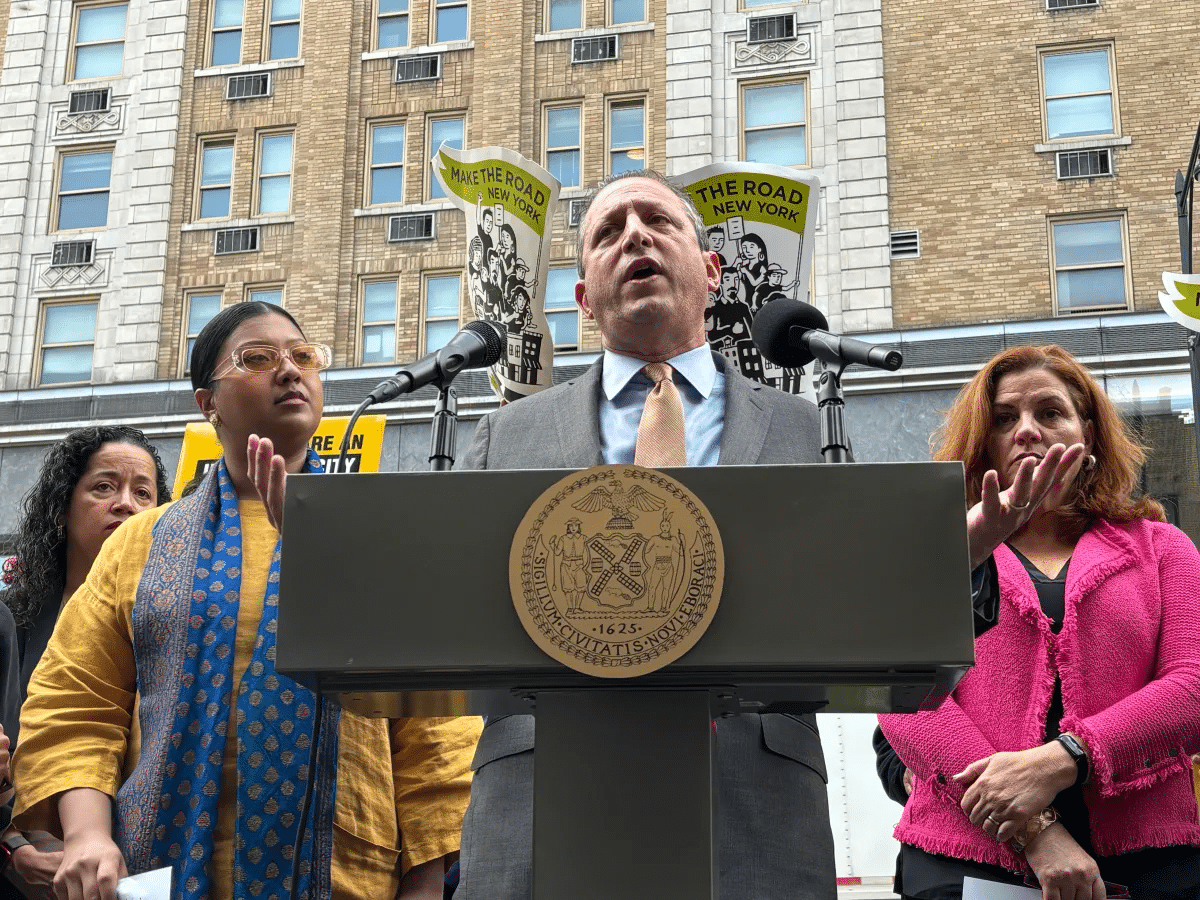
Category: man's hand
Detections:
[
  {"x1": 247, "y1": 434, "x2": 288, "y2": 532},
  {"x1": 7, "y1": 830, "x2": 64, "y2": 889},
  {"x1": 966, "y1": 443, "x2": 1086, "y2": 568},
  {"x1": 1023, "y1": 824, "x2": 1106, "y2": 900},
  {"x1": 955, "y1": 744, "x2": 1076, "y2": 843}
]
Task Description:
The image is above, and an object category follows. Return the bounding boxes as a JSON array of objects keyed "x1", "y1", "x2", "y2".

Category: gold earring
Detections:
[
  {"x1": 1084, "y1": 453, "x2": 1096, "y2": 469},
  {"x1": 208, "y1": 411, "x2": 222, "y2": 428}
]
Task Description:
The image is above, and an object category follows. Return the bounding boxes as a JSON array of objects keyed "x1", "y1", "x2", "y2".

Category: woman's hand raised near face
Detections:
[
  {"x1": 247, "y1": 434, "x2": 289, "y2": 533},
  {"x1": 966, "y1": 442, "x2": 1086, "y2": 569}
]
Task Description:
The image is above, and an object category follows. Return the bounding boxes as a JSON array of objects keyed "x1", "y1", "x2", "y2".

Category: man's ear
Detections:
[
  {"x1": 703, "y1": 251, "x2": 720, "y2": 294},
  {"x1": 576, "y1": 279, "x2": 594, "y2": 320}
]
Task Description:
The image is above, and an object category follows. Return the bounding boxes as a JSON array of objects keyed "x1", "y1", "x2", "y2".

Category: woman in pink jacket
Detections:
[{"x1": 878, "y1": 344, "x2": 1200, "y2": 900}]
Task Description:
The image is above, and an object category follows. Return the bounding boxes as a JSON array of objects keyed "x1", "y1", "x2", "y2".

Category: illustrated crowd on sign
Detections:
[{"x1": 469, "y1": 199, "x2": 539, "y2": 339}]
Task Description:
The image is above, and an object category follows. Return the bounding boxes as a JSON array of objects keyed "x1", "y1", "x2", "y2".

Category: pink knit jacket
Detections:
[{"x1": 880, "y1": 517, "x2": 1200, "y2": 872}]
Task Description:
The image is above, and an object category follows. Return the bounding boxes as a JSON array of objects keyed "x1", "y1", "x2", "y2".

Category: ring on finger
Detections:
[
  {"x1": 986, "y1": 814, "x2": 1000, "y2": 826},
  {"x1": 1009, "y1": 499, "x2": 1030, "y2": 511}
]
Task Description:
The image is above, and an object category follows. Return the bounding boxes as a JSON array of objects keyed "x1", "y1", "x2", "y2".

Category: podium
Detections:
[{"x1": 277, "y1": 462, "x2": 975, "y2": 900}]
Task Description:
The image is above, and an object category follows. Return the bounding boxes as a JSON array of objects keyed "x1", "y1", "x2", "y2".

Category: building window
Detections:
[
  {"x1": 247, "y1": 285, "x2": 284, "y2": 306},
  {"x1": 256, "y1": 132, "x2": 294, "y2": 214},
  {"x1": 545, "y1": 105, "x2": 581, "y2": 188},
  {"x1": 267, "y1": 0, "x2": 301, "y2": 60},
  {"x1": 211, "y1": 0, "x2": 244, "y2": 66},
  {"x1": 742, "y1": 0, "x2": 787, "y2": 7},
  {"x1": 741, "y1": 79, "x2": 807, "y2": 167},
  {"x1": 198, "y1": 139, "x2": 234, "y2": 219},
  {"x1": 184, "y1": 292, "x2": 222, "y2": 373},
  {"x1": 547, "y1": 0, "x2": 581, "y2": 30},
  {"x1": 369, "y1": 122, "x2": 406, "y2": 205},
  {"x1": 423, "y1": 273, "x2": 461, "y2": 352},
  {"x1": 434, "y1": 0, "x2": 468, "y2": 42},
  {"x1": 545, "y1": 266, "x2": 580, "y2": 350},
  {"x1": 56, "y1": 149, "x2": 113, "y2": 231},
  {"x1": 1042, "y1": 47, "x2": 1116, "y2": 141},
  {"x1": 362, "y1": 279, "x2": 398, "y2": 364},
  {"x1": 1050, "y1": 215, "x2": 1130, "y2": 314},
  {"x1": 428, "y1": 116, "x2": 464, "y2": 200},
  {"x1": 377, "y1": 0, "x2": 409, "y2": 48},
  {"x1": 39, "y1": 300, "x2": 97, "y2": 385},
  {"x1": 610, "y1": 0, "x2": 643, "y2": 25},
  {"x1": 608, "y1": 98, "x2": 644, "y2": 175},
  {"x1": 70, "y1": 2, "x2": 128, "y2": 80}
]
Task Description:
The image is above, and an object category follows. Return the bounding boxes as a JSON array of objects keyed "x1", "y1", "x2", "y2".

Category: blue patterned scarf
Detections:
[{"x1": 117, "y1": 454, "x2": 340, "y2": 900}]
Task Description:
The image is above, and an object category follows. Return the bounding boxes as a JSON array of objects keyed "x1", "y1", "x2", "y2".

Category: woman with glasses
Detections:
[{"x1": 12, "y1": 302, "x2": 481, "y2": 900}]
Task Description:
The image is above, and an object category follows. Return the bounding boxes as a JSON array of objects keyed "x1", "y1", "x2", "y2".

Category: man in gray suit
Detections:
[{"x1": 455, "y1": 169, "x2": 836, "y2": 900}]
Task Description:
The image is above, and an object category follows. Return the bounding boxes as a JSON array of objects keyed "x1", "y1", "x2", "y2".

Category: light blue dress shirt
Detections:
[{"x1": 598, "y1": 345, "x2": 726, "y2": 466}]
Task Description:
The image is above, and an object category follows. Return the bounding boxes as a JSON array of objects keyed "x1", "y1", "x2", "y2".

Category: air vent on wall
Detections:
[
  {"x1": 395, "y1": 54, "x2": 441, "y2": 83},
  {"x1": 747, "y1": 14, "x2": 796, "y2": 44},
  {"x1": 567, "y1": 198, "x2": 587, "y2": 228},
  {"x1": 214, "y1": 226, "x2": 260, "y2": 255},
  {"x1": 890, "y1": 230, "x2": 920, "y2": 260},
  {"x1": 388, "y1": 213, "x2": 435, "y2": 242},
  {"x1": 51, "y1": 239, "x2": 96, "y2": 267},
  {"x1": 226, "y1": 72, "x2": 272, "y2": 100},
  {"x1": 1047, "y1": 0, "x2": 1098, "y2": 9},
  {"x1": 572, "y1": 34, "x2": 618, "y2": 64},
  {"x1": 1056, "y1": 148, "x2": 1112, "y2": 179},
  {"x1": 68, "y1": 88, "x2": 111, "y2": 114}
]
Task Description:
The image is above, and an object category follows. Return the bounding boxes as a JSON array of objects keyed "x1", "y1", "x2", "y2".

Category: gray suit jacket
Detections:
[{"x1": 456, "y1": 354, "x2": 836, "y2": 900}]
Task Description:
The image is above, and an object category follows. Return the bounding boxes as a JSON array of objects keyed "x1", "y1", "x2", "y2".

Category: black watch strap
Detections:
[
  {"x1": 1057, "y1": 733, "x2": 1089, "y2": 785},
  {"x1": 0, "y1": 833, "x2": 31, "y2": 873}
]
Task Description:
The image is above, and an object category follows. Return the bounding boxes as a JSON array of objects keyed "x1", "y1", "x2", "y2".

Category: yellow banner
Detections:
[
  {"x1": 435, "y1": 152, "x2": 554, "y2": 234},
  {"x1": 172, "y1": 415, "x2": 387, "y2": 497},
  {"x1": 686, "y1": 172, "x2": 813, "y2": 236}
]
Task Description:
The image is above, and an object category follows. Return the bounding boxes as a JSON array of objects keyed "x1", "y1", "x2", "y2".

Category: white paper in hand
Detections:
[
  {"x1": 117, "y1": 866, "x2": 172, "y2": 900},
  {"x1": 962, "y1": 876, "x2": 1041, "y2": 900}
]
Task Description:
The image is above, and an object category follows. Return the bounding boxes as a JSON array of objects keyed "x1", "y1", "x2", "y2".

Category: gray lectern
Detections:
[{"x1": 277, "y1": 462, "x2": 975, "y2": 900}]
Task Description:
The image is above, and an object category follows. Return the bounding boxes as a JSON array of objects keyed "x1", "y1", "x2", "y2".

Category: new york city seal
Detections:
[{"x1": 509, "y1": 464, "x2": 724, "y2": 677}]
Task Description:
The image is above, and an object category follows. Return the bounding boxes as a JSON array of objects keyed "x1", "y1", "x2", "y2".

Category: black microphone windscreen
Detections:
[
  {"x1": 464, "y1": 319, "x2": 506, "y2": 367},
  {"x1": 751, "y1": 299, "x2": 829, "y2": 368}
]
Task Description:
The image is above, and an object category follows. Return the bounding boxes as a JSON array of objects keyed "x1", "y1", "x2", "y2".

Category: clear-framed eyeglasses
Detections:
[{"x1": 214, "y1": 343, "x2": 333, "y2": 378}]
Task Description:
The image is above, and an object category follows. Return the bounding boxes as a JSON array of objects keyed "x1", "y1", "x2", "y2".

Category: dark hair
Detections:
[
  {"x1": 574, "y1": 169, "x2": 710, "y2": 277},
  {"x1": 190, "y1": 302, "x2": 305, "y2": 390},
  {"x1": 4, "y1": 426, "x2": 171, "y2": 627},
  {"x1": 934, "y1": 344, "x2": 1165, "y2": 536}
]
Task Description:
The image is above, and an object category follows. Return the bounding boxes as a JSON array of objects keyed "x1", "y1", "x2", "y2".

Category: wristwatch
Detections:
[
  {"x1": 1009, "y1": 807, "x2": 1058, "y2": 852},
  {"x1": 1057, "y1": 732, "x2": 1090, "y2": 786},
  {"x1": 0, "y1": 833, "x2": 31, "y2": 873}
]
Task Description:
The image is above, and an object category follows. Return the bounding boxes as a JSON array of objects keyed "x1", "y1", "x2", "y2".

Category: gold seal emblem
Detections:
[{"x1": 509, "y1": 464, "x2": 724, "y2": 677}]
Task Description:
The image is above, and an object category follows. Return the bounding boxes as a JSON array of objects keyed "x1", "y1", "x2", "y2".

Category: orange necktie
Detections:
[{"x1": 634, "y1": 363, "x2": 688, "y2": 468}]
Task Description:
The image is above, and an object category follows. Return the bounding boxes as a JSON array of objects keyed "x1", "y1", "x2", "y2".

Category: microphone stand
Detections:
[
  {"x1": 428, "y1": 385, "x2": 458, "y2": 471},
  {"x1": 814, "y1": 359, "x2": 854, "y2": 464}
]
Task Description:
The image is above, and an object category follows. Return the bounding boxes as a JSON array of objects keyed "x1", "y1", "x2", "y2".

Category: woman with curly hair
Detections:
[
  {"x1": 876, "y1": 344, "x2": 1200, "y2": 900},
  {"x1": 1, "y1": 426, "x2": 169, "y2": 898}
]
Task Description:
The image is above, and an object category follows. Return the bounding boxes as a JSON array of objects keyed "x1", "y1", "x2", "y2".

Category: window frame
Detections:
[
  {"x1": 421, "y1": 271, "x2": 462, "y2": 354},
  {"x1": 433, "y1": 0, "x2": 469, "y2": 43},
  {"x1": 367, "y1": 120, "x2": 407, "y2": 207},
  {"x1": 375, "y1": 0, "x2": 410, "y2": 49},
  {"x1": 196, "y1": 136, "x2": 235, "y2": 221},
  {"x1": 246, "y1": 284, "x2": 285, "y2": 307},
  {"x1": 545, "y1": 264, "x2": 581, "y2": 351},
  {"x1": 254, "y1": 129, "x2": 295, "y2": 215},
  {"x1": 264, "y1": 0, "x2": 302, "y2": 61},
  {"x1": 37, "y1": 298, "x2": 99, "y2": 386},
  {"x1": 605, "y1": 95, "x2": 646, "y2": 177},
  {"x1": 739, "y1": 76, "x2": 810, "y2": 169},
  {"x1": 1039, "y1": 43, "x2": 1119, "y2": 143},
  {"x1": 53, "y1": 146, "x2": 114, "y2": 233},
  {"x1": 608, "y1": 0, "x2": 645, "y2": 26},
  {"x1": 543, "y1": 102, "x2": 582, "y2": 189},
  {"x1": 360, "y1": 277, "x2": 399, "y2": 365},
  {"x1": 182, "y1": 290, "x2": 224, "y2": 376},
  {"x1": 426, "y1": 113, "x2": 465, "y2": 201},
  {"x1": 68, "y1": 1, "x2": 129, "y2": 82},
  {"x1": 1047, "y1": 211, "x2": 1133, "y2": 316},
  {"x1": 545, "y1": 0, "x2": 582, "y2": 31},
  {"x1": 209, "y1": 0, "x2": 245, "y2": 67}
]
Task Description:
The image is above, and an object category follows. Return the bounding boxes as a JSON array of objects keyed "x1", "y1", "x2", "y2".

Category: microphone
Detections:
[
  {"x1": 751, "y1": 299, "x2": 903, "y2": 372},
  {"x1": 367, "y1": 319, "x2": 506, "y2": 404}
]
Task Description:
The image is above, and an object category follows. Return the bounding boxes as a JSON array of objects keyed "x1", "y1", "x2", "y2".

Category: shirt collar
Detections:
[{"x1": 602, "y1": 344, "x2": 717, "y2": 400}]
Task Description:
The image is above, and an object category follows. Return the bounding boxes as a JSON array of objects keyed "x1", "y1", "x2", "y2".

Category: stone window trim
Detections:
[
  {"x1": 1033, "y1": 134, "x2": 1131, "y2": 154},
  {"x1": 53, "y1": 145, "x2": 114, "y2": 234},
  {"x1": 194, "y1": 57, "x2": 305, "y2": 79},
  {"x1": 422, "y1": 270, "x2": 463, "y2": 355},
  {"x1": 739, "y1": 0, "x2": 801, "y2": 10},
  {"x1": 360, "y1": 276, "x2": 400, "y2": 365},
  {"x1": 1047, "y1": 210, "x2": 1133, "y2": 317},
  {"x1": 360, "y1": 40, "x2": 473, "y2": 62},
  {"x1": 352, "y1": 201, "x2": 444, "y2": 218},
  {"x1": 532, "y1": 21, "x2": 652, "y2": 42},
  {"x1": 367, "y1": 119, "x2": 408, "y2": 207},
  {"x1": 36, "y1": 298, "x2": 99, "y2": 387},
  {"x1": 1037, "y1": 42, "x2": 1120, "y2": 145},
  {"x1": 605, "y1": 94, "x2": 647, "y2": 177},
  {"x1": 181, "y1": 215, "x2": 296, "y2": 232},
  {"x1": 68, "y1": 1, "x2": 128, "y2": 83},
  {"x1": 738, "y1": 75, "x2": 810, "y2": 169}
]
